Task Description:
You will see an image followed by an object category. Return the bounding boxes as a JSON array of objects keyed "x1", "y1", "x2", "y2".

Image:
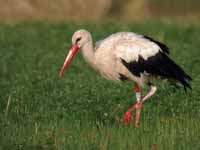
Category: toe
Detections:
[{"x1": 124, "y1": 111, "x2": 131, "y2": 126}]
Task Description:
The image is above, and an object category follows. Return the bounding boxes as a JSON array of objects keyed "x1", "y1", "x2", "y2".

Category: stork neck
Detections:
[{"x1": 81, "y1": 41, "x2": 95, "y2": 67}]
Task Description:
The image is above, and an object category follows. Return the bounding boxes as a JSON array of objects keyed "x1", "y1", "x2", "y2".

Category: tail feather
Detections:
[{"x1": 161, "y1": 54, "x2": 192, "y2": 91}]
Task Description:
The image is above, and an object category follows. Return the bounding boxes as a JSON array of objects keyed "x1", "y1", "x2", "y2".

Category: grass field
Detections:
[{"x1": 0, "y1": 21, "x2": 200, "y2": 149}]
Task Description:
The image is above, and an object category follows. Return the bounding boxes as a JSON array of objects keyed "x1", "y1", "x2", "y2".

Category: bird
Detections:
[{"x1": 59, "y1": 29, "x2": 192, "y2": 128}]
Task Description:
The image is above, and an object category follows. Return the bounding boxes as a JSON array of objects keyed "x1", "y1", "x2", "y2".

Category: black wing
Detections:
[
  {"x1": 121, "y1": 52, "x2": 192, "y2": 91},
  {"x1": 143, "y1": 35, "x2": 170, "y2": 54}
]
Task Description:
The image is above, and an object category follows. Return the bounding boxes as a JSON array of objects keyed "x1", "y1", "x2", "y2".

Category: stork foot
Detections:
[
  {"x1": 124, "y1": 84, "x2": 157, "y2": 128},
  {"x1": 123, "y1": 102, "x2": 143, "y2": 127},
  {"x1": 124, "y1": 111, "x2": 131, "y2": 126}
]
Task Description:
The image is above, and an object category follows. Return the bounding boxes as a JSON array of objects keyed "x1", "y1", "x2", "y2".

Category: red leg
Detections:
[
  {"x1": 135, "y1": 83, "x2": 140, "y2": 93},
  {"x1": 134, "y1": 104, "x2": 143, "y2": 128},
  {"x1": 124, "y1": 83, "x2": 141, "y2": 126},
  {"x1": 124, "y1": 84, "x2": 157, "y2": 127},
  {"x1": 135, "y1": 83, "x2": 141, "y2": 102}
]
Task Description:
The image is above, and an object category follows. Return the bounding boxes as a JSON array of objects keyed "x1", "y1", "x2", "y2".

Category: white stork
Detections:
[{"x1": 59, "y1": 29, "x2": 192, "y2": 127}]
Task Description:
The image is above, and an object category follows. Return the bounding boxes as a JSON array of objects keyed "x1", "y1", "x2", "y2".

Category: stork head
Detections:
[
  {"x1": 59, "y1": 29, "x2": 91, "y2": 77},
  {"x1": 72, "y1": 29, "x2": 91, "y2": 48}
]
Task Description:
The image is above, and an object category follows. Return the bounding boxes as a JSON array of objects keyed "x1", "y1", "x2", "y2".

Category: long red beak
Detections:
[{"x1": 59, "y1": 44, "x2": 79, "y2": 77}]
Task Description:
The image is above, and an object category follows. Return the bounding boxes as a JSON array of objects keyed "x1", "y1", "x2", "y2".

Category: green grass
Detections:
[{"x1": 0, "y1": 21, "x2": 200, "y2": 149}]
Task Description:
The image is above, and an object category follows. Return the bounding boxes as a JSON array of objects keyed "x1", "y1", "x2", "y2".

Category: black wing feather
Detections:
[
  {"x1": 143, "y1": 35, "x2": 170, "y2": 54},
  {"x1": 121, "y1": 52, "x2": 192, "y2": 91}
]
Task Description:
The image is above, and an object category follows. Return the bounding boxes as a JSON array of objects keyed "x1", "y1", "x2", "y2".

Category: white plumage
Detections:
[
  {"x1": 93, "y1": 32, "x2": 163, "y2": 84},
  {"x1": 96, "y1": 32, "x2": 160, "y2": 62}
]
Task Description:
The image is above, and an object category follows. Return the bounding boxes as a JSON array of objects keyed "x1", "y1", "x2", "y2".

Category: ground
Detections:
[{"x1": 0, "y1": 21, "x2": 200, "y2": 149}]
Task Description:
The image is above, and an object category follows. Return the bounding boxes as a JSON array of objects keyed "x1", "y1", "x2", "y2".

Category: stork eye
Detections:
[{"x1": 76, "y1": 37, "x2": 81, "y2": 43}]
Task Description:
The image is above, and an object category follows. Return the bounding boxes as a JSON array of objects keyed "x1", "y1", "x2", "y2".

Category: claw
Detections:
[{"x1": 124, "y1": 111, "x2": 131, "y2": 126}]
